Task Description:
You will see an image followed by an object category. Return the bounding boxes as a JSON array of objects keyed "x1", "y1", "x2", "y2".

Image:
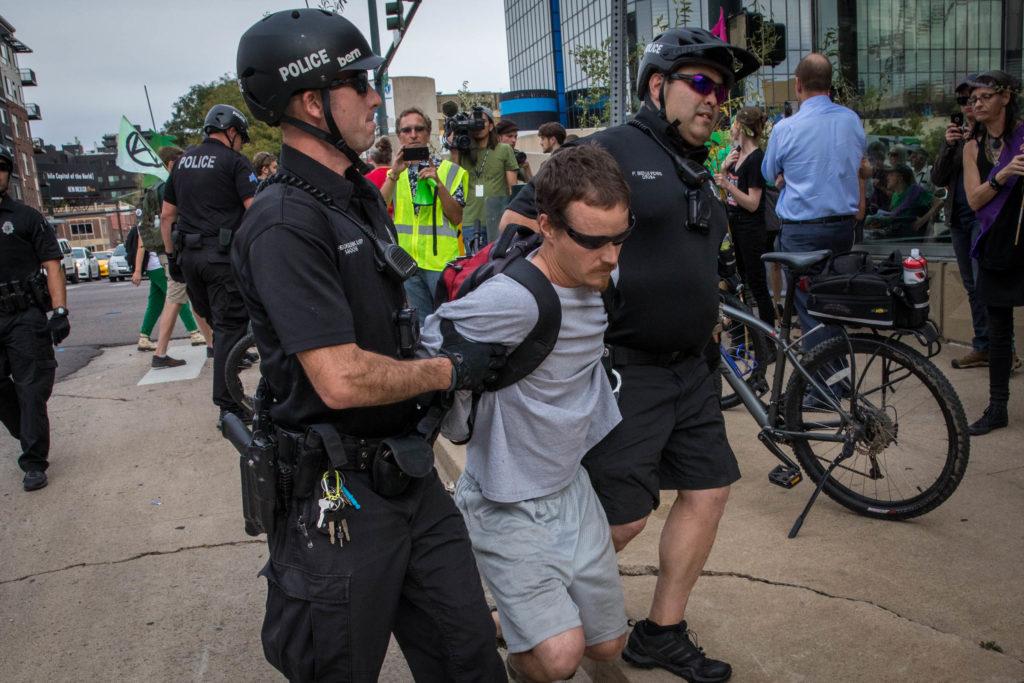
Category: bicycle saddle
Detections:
[{"x1": 761, "y1": 250, "x2": 831, "y2": 273}]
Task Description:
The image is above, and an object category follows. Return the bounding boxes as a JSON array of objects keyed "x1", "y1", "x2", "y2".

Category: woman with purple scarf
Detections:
[{"x1": 963, "y1": 70, "x2": 1024, "y2": 435}]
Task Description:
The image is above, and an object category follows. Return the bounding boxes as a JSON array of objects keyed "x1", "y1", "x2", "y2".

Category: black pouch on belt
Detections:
[
  {"x1": 184, "y1": 232, "x2": 203, "y2": 250},
  {"x1": 373, "y1": 436, "x2": 434, "y2": 498},
  {"x1": 218, "y1": 227, "x2": 233, "y2": 253}
]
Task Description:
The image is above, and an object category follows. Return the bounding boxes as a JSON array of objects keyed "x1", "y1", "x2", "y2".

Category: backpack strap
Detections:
[{"x1": 486, "y1": 256, "x2": 562, "y2": 390}]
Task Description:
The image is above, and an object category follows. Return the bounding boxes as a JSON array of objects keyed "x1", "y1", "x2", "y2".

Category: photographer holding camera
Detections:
[
  {"x1": 445, "y1": 104, "x2": 518, "y2": 252},
  {"x1": 496, "y1": 119, "x2": 533, "y2": 183},
  {"x1": 380, "y1": 107, "x2": 468, "y2": 321}
]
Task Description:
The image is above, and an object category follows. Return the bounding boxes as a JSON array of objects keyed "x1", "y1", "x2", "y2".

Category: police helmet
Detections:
[
  {"x1": 237, "y1": 9, "x2": 383, "y2": 127},
  {"x1": 637, "y1": 27, "x2": 760, "y2": 99},
  {"x1": 203, "y1": 104, "x2": 251, "y2": 144},
  {"x1": 0, "y1": 145, "x2": 15, "y2": 176}
]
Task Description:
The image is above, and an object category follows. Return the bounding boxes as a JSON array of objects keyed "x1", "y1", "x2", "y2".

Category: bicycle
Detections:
[
  {"x1": 720, "y1": 249, "x2": 970, "y2": 537},
  {"x1": 718, "y1": 285, "x2": 770, "y2": 410},
  {"x1": 225, "y1": 328, "x2": 259, "y2": 417}
]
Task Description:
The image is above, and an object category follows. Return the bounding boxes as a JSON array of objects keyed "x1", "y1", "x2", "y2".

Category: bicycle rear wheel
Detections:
[
  {"x1": 719, "y1": 292, "x2": 770, "y2": 410},
  {"x1": 783, "y1": 335, "x2": 969, "y2": 520},
  {"x1": 225, "y1": 330, "x2": 259, "y2": 417}
]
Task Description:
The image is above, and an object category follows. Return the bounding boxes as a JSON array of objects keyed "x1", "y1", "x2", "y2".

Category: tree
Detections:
[{"x1": 164, "y1": 74, "x2": 281, "y2": 157}]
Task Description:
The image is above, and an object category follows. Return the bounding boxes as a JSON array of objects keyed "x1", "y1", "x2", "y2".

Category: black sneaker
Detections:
[
  {"x1": 23, "y1": 470, "x2": 48, "y2": 491},
  {"x1": 622, "y1": 619, "x2": 731, "y2": 683},
  {"x1": 206, "y1": 346, "x2": 214, "y2": 359},
  {"x1": 968, "y1": 403, "x2": 1008, "y2": 436},
  {"x1": 152, "y1": 354, "x2": 186, "y2": 369}
]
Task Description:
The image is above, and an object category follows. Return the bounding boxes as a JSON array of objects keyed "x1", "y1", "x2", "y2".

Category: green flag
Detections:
[{"x1": 115, "y1": 115, "x2": 168, "y2": 181}]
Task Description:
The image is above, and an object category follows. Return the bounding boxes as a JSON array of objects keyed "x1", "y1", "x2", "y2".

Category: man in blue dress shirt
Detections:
[{"x1": 762, "y1": 53, "x2": 866, "y2": 349}]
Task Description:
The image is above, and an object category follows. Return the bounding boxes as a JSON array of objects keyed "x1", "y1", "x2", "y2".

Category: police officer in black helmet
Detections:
[
  {"x1": 160, "y1": 103, "x2": 257, "y2": 423},
  {"x1": 233, "y1": 9, "x2": 506, "y2": 680},
  {"x1": 0, "y1": 145, "x2": 70, "y2": 491},
  {"x1": 504, "y1": 28, "x2": 758, "y2": 681}
]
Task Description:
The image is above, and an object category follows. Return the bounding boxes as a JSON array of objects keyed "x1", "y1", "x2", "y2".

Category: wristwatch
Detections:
[
  {"x1": 989, "y1": 177, "x2": 1002, "y2": 191},
  {"x1": 387, "y1": 171, "x2": 399, "y2": 181},
  {"x1": 53, "y1": 306, "x2": 68, "y2": 316}
]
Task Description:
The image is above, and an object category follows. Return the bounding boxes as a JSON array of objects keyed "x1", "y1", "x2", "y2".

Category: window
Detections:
[
  {"x1": 70, "y1": 223, "x2": 94, "y2": 236},
  {"x1": 0, "y1": 108, "x2": 6, "y2": 125},
  {"x1": 0, "y1": 44, "x2": 8, "y2": 65}
]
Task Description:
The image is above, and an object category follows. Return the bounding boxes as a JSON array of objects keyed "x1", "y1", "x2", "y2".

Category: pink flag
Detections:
[{"x1": 711, "y1": 8, "x2": 727, "y2": 41}]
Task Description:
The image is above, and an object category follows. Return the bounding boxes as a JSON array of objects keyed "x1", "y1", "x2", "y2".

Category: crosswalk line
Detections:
[{"x1": 137, "y1": 344, "x2": 209, "y2": 386}]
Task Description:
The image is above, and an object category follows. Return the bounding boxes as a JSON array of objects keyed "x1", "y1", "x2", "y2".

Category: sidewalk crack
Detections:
[
  {"x1": 618, "y1": 563, "x2": 1024, "y2": 665},
  {"x1": 52, "y1": 393, "x2": 131, "y2": 402},
  {"x1": 0, "y1": 539, "x2": 265, "y2": 586}
]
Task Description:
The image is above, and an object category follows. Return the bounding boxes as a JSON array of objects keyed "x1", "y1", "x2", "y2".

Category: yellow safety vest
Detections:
[{"x1": 393, "y1": 160, "x2": 467, "y2": 271}]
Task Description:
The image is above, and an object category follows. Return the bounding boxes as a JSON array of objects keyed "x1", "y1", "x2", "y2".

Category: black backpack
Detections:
[
  {"x1": 436, "y1": 224, "x2": 562, "y2": 444},
  {"x1": 124, "y1": 224, "x2": 141, "y2": 272}
]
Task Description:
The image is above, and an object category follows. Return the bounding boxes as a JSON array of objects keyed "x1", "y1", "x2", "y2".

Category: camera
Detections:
[
  {"x1": 514, "y1": 149, "x2": 527, "y2": 165},
  {"x1": 951, "y1": 112, "x2": 964, "y2": 127},
  {"x1": 441, "y1": 100, "x2": 487, "y2": 152}
]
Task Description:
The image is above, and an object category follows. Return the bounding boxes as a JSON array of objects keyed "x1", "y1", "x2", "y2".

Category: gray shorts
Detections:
[
  {"x1": 158, "y1": 254, "x2": 190, "y2": 306},
  {"x1": 454, "y1": 468, "x2": 627, "y2": 654}
]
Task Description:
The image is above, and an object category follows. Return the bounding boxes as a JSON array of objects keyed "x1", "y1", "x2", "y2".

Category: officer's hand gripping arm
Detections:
[{"x1": 436, "y1": 319, "x2": 507, "y2": 392}]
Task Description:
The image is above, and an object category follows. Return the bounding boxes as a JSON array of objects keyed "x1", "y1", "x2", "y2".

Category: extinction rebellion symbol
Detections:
[{"x1": 126, "y1": 131, "x2": 161, "y2": 169}]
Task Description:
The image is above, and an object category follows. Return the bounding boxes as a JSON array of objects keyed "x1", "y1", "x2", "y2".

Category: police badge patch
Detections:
[{"x1": 1, "y1": 221, "x2": 13, "y2": 235}]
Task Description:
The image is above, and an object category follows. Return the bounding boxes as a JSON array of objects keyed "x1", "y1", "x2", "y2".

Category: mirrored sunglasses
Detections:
[{"x1": 668, "y1": 72, "x2": 730, "y2": 104}]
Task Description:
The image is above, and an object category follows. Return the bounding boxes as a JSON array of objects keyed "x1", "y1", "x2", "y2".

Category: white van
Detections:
[{"x1": 57, "y1": 238, "x2": 78, "y2": 283}]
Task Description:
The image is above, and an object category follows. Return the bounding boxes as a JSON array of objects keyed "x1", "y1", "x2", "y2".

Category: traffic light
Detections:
[{"x1": 386, "y1": 1, "x2": 404, "y2": 32}]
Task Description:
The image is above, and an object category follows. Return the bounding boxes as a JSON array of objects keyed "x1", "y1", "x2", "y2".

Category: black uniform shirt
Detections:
[
  {"x1": 0, "y1": 193, "x2": 61, "y2": 281},
  {"x1": 509, "y1": 106, "x2": 727, "y2": 355},
  {"x1": 164, "y1": 137, "x2": 257, "y2": 237},
  {"x1": 232, "y1": 145, "x2": 417, "y2": 434}
]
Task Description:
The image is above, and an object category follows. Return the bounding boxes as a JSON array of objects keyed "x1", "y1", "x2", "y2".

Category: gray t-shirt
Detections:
[{"x1": 419, "y1": 267, "x2": 621, "y2": 503}]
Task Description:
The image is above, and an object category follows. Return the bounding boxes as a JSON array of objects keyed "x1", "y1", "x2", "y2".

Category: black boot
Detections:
[{"x1": 968, "y1": 403, "x2": 1008, "y2": 436}]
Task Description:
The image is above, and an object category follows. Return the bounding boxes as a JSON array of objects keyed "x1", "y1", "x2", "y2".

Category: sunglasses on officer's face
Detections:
[
  {"x1": 559, "y1": 212, "x2": 636, "y2": 250},
  {"x1": 667, "y1": 72, "x2": 730, "y2": 104},
  {"x1": 329, "y1": 71, "x2": 370, "y2": 95}
]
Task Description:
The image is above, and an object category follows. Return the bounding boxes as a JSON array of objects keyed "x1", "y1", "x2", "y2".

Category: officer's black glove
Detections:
[
  {"x1": 166, "y1": 252, "x2": 185, "y2": 283},
  {"x1": 437, "y1": 319, "x2": 507, "y2": 392},
  {"x1": 48, "y1": 309, "x2": 70, "y2": 346}
]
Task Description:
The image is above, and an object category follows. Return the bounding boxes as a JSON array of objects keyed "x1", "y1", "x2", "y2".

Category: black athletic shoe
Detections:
[
  {"x1": 622, "y1": 620, "x2": 732, "y2": 683},
  {"x1": 968, "y1": 403, "x2": 1008, "y2": 436},
  {"x1": 206, "y1": 346, "x2": 214, "y2": 359},
  {"x1": 152, "y1": 354, "x2": 186, "y2": 369},
  {"x1": 23, "y1": 470, "x2": 48, "y2": 491}
]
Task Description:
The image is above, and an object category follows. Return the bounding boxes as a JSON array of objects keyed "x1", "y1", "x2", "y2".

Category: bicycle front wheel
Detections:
[
  {"x1": 719, "y1": 292, "x2": 770, "y2": 410},
  {"x1": 783, "y1": 335, "x2": 969, "y2": 520},
  {"x1": 225, "y1": 330, "x2": 259, "y2": 417}
]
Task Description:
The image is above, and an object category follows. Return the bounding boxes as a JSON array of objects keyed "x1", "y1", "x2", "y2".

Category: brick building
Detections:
[
  {"x1": 0, "y1": 14, "x2": 42, "y2": 212},
  {"x1": 49, "y1": 204, "x2": 135, "y2": 252}
]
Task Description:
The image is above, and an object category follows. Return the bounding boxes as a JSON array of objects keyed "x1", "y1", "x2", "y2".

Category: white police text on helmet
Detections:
[{"x1": 278, "y1": 48, "x2": 363, "y2": 82}]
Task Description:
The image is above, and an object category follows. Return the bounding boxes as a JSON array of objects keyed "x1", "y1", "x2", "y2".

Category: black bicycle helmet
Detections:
[
  {"x1": 0, "y1": 145, "x2": 15, "y2": 175},
  {"x1": 203, "y1": 104, "x2": 251, "y2": 144},
  {"x1": 637, "y1": 27, "x2": 760, "y2": 99},
  {"x1": 237, "y1": 8, "x2": 383, "y2": 171}
]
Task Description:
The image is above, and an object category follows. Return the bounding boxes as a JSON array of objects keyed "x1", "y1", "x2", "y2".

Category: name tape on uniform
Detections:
[{"x1": 278, "y1": 48, "x2": 363, "y2": 82}]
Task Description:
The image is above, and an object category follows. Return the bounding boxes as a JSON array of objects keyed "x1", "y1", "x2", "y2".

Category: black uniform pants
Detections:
[
  {"x1": 260, "y1": 469, "x2": 505, "y2": 682},
  {"x1": 0, "y1": 308, "x2": 56, "y2": 472},
  {"x1": 178, "y1": 245, "x2": 249, "y2": 412}
]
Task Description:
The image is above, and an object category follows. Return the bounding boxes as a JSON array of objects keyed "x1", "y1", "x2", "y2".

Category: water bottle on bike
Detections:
[{"x1": 902, "y1": 248, "x2": 927, "y2": 285}]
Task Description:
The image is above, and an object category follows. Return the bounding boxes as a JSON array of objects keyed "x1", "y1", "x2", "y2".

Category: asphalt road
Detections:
[{"x1": 58, "y1": 275, "x2": 195, "y2": 381}]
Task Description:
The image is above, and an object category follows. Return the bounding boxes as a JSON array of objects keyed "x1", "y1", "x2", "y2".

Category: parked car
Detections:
[
  {"x1": 94, "y1": 251, "x2": 112, "y2": 278},
  {"x1": 107, "y1": 244, "x2": 131, "y2": 282},
  {"x1": 71, "y1": 247, "x2": 100, "y2": 281},
  {"x1": 58, "y1": 238, "x2": 78, "y2": 283}
]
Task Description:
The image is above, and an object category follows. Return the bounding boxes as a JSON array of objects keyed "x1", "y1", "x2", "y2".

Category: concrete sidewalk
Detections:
[{"x1": 0, "y1": 341, "x2": 1021, "y2": 681}]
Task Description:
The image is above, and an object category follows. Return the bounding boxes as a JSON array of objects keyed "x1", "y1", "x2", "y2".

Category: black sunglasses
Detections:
[
  {"x1": 561, "y1": 212, "x2": 636, "y2": 250},
  {"x1": 0, "y1": 162, "x2": 11, "y2": 173},
  {"x1": 329, "y1": 71, "x2": 370, "y2": 95},
  {"x1": 956, "y1": 95, "x2": 970, "y2": 106},
  {"x1": 668, "y1": 72, "x2": 730, "y2": 104}
]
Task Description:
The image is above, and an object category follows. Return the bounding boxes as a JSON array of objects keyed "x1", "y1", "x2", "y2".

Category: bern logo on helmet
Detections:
[
  {"x1": 337, "y1": 48, "x2": 362, "y2": 68},
  {"x1": 278, "y1": 48, "x2": 332, "y2": 82},
  {"x1": 645, "y1": 43, "x2": 663, "y2": 54}
]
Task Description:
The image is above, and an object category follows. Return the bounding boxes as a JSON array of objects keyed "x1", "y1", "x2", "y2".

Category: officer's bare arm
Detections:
[
  {"x1": 498, "y1": 208, "x2": 538, "y2": 233},
  {"x1": 41, "y1": 260, "x2": 66, "y2": 309},
  {"x1": 160, "y1": 201, "x2": 177, "y2": 253},
  {"x1": 298, "y1": 343, "x2": 452, "y2": 410},
  {"x1": 244, "y1": 197, "x2": 253, "y2": 210}
]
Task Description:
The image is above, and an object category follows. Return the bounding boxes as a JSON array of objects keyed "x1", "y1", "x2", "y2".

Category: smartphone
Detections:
[
  {"x1": 403, "y1": 146, "x2": 430, "y2": 162},
  {"x1": 951, "y1": 112, "x2": 964, "y2": 127}
]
